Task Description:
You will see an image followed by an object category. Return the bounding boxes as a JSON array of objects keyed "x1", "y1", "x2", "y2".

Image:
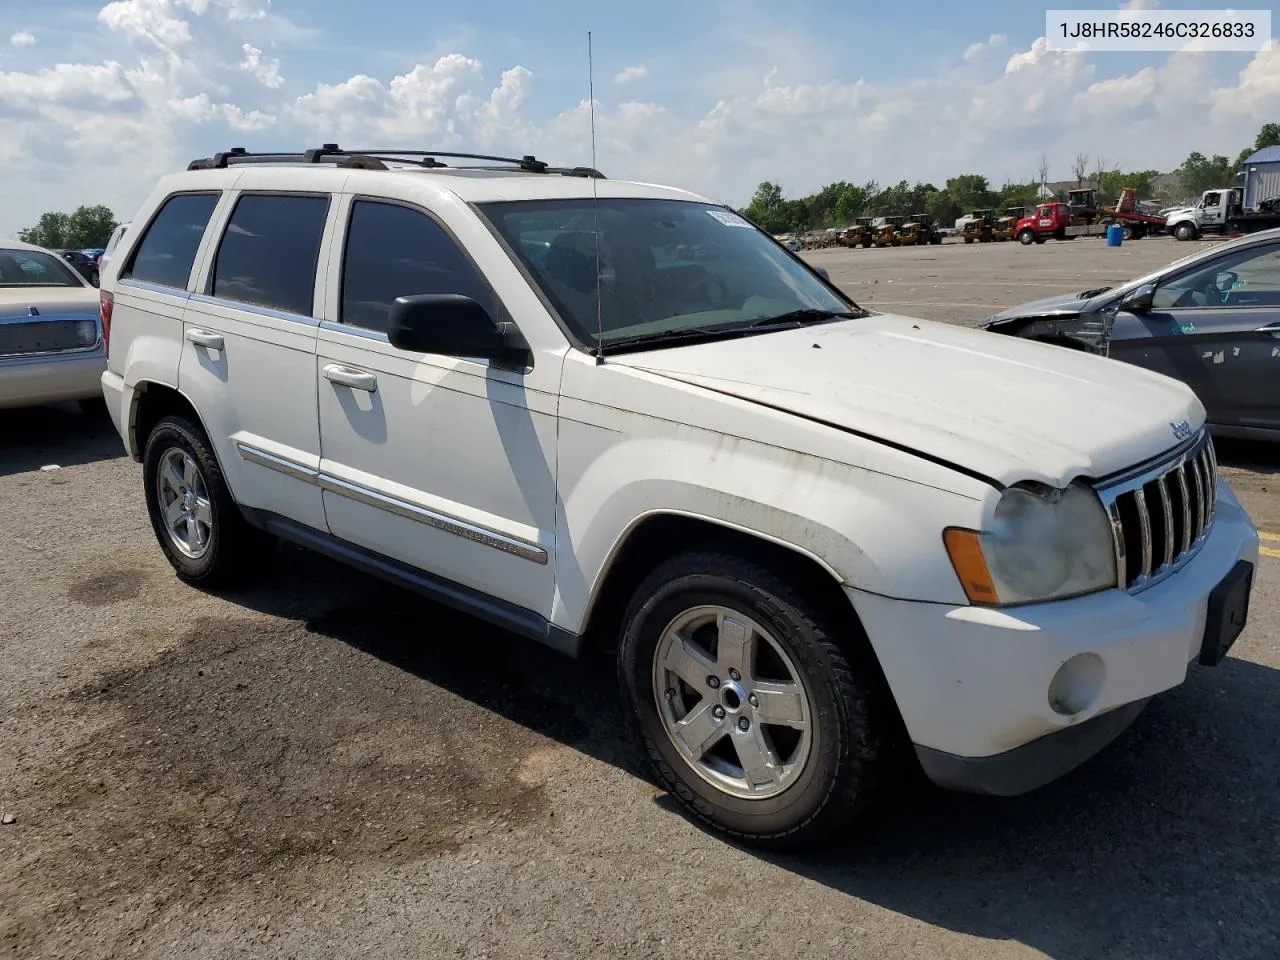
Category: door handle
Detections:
[
  {"x1": 185, "y1": 329, "x2": 224, "y2": 350},
  {"x1": 1254, "y1": 322, "x2": 1280, "y2": 337},
  {"x1": 323, "y1": 364, "x2": 378, "y2": 393}
]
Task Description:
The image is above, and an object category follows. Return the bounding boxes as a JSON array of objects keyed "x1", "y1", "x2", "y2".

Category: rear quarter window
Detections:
[{"x1": 124, "y1": 193, "x2": 219, "y2": 290}]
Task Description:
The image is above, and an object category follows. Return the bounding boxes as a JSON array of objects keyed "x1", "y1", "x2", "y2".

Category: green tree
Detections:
[
  {"x1": 945, "y1": 174, "x2": 996, "y2": 214},
  {"x1": 1177, "y1": 152, "x2": 1234, "y2": 198},
  {"x1": 1096, "y1": 168, "x2": 1160, "y2": 203},
  {"x1": 744, "y1": 182, "x2": 789, "y2": 233},
  {"x1": 997, "y1": 181, "x2": 1042, "y2": 209},
  {"x1": 925, "y1": 189, "x2": 960, "y2": 226},
  {"x1": 1234, "y1": 122, "x2": 1280, "y2": 172},
  {"x1": 18, "y1": 205, "x2": 118, "y2": 250},
  {"x1": 833, "y1": 182, "x2": 873, "y2": 224},
  {"x1": 66, "y1": 205, "x2": 119, "y2": 248},
  {"x1": 18, "y1": 211, "x2": 71, "y2": 249}
]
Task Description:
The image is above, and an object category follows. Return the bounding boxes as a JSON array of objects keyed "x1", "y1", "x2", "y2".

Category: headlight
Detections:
[
  {"x1": 944, "y1": 482, "x2": 1117, "y2": 606},
  {"x1": 75, "y1": 320, "x2": 98, "y2": 346}
]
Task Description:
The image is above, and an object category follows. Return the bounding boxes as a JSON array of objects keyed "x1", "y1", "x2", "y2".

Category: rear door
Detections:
[
  {"x1": 1110, "y1": 240, "x2": 1280, "y2": 433},
  {"x1": 178, "y1": 190, "x2": 338, "y2": 530}
]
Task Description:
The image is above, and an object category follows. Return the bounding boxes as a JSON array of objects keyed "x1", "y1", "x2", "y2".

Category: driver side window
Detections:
[{"x1": 1152, "y1": 242, "x2": 1280, "y2": 310}]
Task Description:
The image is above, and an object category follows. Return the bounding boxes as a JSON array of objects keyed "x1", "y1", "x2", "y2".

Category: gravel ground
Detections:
[{"x1": 2, "y1": 235, "x2": 1278, "y2": 960}]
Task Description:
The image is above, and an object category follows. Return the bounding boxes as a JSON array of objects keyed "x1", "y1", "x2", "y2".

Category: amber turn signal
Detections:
[{"x1": 943, "y1": 527, "x2": 999, "y2": 605}]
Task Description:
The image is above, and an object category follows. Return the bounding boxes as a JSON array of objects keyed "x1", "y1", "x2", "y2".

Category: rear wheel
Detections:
[
  {"x1": 143, "y1": 415, "x2": 275, "y2": 587},
  {"x1": 618, "y1": 550, "x2": 892, "y2": 850}
]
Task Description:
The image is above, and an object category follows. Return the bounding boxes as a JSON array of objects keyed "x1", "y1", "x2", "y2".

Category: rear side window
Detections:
[
  {"x1": 125, "y1": 193, "x2": 218, "y2": 290},
  {"x1": 212, "y1": 193, "x2": 330, "y2": 317},
  {"x1": 340, "y1": 200, "x2": 496, "y2": 333}
]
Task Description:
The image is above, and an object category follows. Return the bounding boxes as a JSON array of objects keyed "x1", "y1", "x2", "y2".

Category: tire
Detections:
[
  {"x1": 1174, "y1": 222, "x2": 1197, "y2": 241},
  {"x1": 1120, "y1": 225, "x2": 1134, "y2": 241},
  {"x1": 1018, "y1": 229, "x2": 1036, "y2": 245},
  {"x1": 964, "y1": 236, "x2": 974, "y2": 244},
  {"x1": 618, "y1": 550, "x2": 892, "y2": 850},
  {"x1": 142, "y1": 414, "x2": 274, "y2": 588}
]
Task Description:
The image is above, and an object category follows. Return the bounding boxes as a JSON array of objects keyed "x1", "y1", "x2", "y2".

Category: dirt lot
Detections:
[{"x1": 3, "y1": 236, "x2": 1278, "y2": 960}]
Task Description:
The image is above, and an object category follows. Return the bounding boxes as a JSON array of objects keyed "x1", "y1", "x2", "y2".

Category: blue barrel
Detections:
[{"x1": 1106, "y1": 224, "x2": 1124, "y2": 246}]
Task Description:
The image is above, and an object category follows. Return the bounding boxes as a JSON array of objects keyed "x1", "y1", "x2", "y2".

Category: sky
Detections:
[{"x1": 0, "y1": 0, "x2": 1276, "y2": 237}]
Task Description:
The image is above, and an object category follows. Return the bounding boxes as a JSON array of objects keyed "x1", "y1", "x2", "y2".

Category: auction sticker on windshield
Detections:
[{"x1": 707, "y1": 210, "x2": 753, "y2": 228}]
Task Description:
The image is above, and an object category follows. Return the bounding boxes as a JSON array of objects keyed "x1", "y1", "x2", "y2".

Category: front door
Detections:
[
  {"x1": 316, "y1": 197, "x2": 559, "y2": 617},
  {"x1": 1110, "y1": 240, "x2": 1280, "y2": 433}
]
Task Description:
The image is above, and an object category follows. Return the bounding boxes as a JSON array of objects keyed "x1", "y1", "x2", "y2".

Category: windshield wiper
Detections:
[
  {"x1": 742, "y1": 308, "x2": 861, "y2": 328},
  {"x1": 595, "y1": 309, "x2": 860, "y2": 355}
]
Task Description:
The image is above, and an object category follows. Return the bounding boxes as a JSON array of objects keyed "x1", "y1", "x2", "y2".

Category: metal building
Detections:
[{"x1": 1240, "y1": 145, "x2": 1280, "y2": 212}]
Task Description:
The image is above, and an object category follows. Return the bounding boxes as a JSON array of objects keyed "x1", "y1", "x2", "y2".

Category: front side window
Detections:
[
  {"x1": 125, "y1": 193, "x2": 219, "y2": 290},
  {"x1": 0, "y1": 249, "x2": 83, "y2": 288},
  {"x1": 477, "y1": 198, "x2": 853, "y2": 350},
  {"x1": 212, "y1": 193, "x2": 329, "y2": 316},
  {"x1": 1152, "y1": 243, "x2": 1280, "y2": 310},
  {"x1": 340, "y1": 200, "x2": 497, "y2": 333}
]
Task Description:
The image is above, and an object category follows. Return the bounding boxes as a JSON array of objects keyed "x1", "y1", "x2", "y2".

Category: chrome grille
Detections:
[{"x1": 1096, "y1": 432, "x2": 1217, "y2": 591}]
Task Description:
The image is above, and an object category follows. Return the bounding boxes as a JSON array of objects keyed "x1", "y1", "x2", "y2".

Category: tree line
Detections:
[
  {"x1": 17, "y1": 205, "x2": 120, "y2": 250},
  {"x1": 743, "y1": 122, "x2": 1280, "y2": 236}
]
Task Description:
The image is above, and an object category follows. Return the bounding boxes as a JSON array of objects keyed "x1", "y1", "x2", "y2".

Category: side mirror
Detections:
[
  {"x1": 387, "y1": 294, "x2": 531, "y2": 369},
  {"x1": 813, "y1": 265, "x2": 831, "y2": 281},
  {"x1": 1214, "y1": 270, "x2": 1239, "y2": 294},
  {"x1": 1119, "y1": 282, "x2": 1155, "y2": 314}
]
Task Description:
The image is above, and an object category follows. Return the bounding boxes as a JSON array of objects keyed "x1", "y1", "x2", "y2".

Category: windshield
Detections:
[
  {"x1": 0, "y1": 249, "x2": 83, "y2": 288},
  {"x1": 477, "y1": 198, "x2": 855, "y2": 349}
]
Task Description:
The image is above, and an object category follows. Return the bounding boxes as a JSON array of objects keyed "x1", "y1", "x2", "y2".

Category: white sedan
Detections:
[{"x1": 0, "y1": 240, "x2": 106, "y2": 411}]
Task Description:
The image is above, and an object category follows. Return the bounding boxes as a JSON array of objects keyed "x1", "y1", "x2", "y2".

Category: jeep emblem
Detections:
[{"x1": 1170, "y1": 419, "x2": 1193, "y2": 440}]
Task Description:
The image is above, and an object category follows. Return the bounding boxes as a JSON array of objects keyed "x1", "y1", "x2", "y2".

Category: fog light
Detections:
[{"x1": 1047, "y1": 653, "x2": 1105, "y2": 716}]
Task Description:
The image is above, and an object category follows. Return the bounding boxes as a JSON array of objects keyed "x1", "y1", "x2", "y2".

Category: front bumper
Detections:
[
  {"x1": 849, "y1": 478, "x2": 1259, "y2": 795},
  {"x1": 0, "y1": 348, "x2": 106, "y2": 409}
]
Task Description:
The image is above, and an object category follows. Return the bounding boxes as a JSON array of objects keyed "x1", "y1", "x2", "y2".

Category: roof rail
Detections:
[{"x1": 187, "y1": 144, "x2": 605, "y2": 178}]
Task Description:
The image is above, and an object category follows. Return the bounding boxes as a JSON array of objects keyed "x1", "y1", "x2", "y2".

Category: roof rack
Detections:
[{"x1": 187, "y1": 144, "x2": 604, "y2": 178}]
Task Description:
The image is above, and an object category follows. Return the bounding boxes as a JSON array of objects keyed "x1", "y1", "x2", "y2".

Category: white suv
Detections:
[{"x1": 99, "y1": 146, "x2": 1259, "y2": 848}]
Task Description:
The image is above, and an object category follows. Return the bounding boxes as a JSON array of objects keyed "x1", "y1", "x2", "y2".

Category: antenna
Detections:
[{"x1": 588, "y1": 30, "x2": 604, "y2": 363}]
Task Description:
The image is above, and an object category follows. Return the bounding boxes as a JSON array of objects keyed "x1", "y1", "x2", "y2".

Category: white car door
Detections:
[
  {"x1": 315, "y1": 196, "x2": 560, "y2": 622},
  {"x1": 178, "y1": 189, "x2": 338, "y2": 532}
]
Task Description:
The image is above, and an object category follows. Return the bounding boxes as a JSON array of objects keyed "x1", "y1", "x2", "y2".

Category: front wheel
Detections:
[
  {"x1": 1018, "y1": 229, "x2": 1037, "y2": 245},
  {"x1": 1174, "y1": 222, "x2": 1197, "y2": 241},
  {"x1": 618, "y1": 551, "x2": 892, "y2": 850}
]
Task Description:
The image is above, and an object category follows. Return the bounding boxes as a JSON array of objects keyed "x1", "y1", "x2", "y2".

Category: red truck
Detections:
[{"x1": 1015, "y1": 188, "x2": 1166, "y2": 244}]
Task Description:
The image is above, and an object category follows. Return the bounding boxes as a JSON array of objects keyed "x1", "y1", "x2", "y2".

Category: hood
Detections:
[
  {"x1": 0, "y1": 287, "x2": 98, "y2": 321},
  {"x1": 982, "y1": 287, "x2": 1120, "y2": 326},
  {"x1": 609, "y1": 314, "x2": 1202, "y2": 488},
  {"x1": 1163, "y1": 206, "x2": 1196, "y2": 222}
]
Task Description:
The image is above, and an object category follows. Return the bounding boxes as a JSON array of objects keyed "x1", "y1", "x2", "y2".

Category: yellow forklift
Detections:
[
  {"x1": 873, "y1": 215, "x2": 904, "y2": 247},
  {"x1": 962, "y1": 209, "x2": 996, "y2": 243},
  {"x1": 898, "y1": 213, "x2": 943, "y2": 246},
  {"x1": 993, "y1": 206, "x2": 1025, "y2": 241},
  {"x1": 843, "y1": 216, "x2": 875, "y2": 248}
]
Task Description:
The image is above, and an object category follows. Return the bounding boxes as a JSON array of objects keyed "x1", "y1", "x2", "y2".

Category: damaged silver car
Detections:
[{"x1": 983, "y1": 228, "x2": 1280, "y2": 441}]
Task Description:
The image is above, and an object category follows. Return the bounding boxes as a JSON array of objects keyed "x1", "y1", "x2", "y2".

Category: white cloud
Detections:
[
  {"x1": 9, "y1": 31, "x2": 36, "y2": 48},
  {"x1": 1120, "y1": 0, "x2": 1159, "y2": 10},
  {"x1": 240, "y1": 42, "x2": 282, "y2": 87},
  {"x1": 1006, "y1": 37, "x2": 1050, "y2": 73},
  {"x1": 614, "y1": 65, "x2": 648, "y2": 84},
  {"x1": 964, "y1": 34, "x2": 1007, "y2": 61}
]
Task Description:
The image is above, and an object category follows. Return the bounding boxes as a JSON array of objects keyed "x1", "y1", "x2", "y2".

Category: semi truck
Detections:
[{"x1": 1164, "y1": 186, "x2": 1280, "y2": 241}]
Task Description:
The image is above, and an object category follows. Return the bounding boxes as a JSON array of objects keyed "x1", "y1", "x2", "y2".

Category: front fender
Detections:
[{"x1": 549, "y1": 426, "x2": 982, "y2": 633}]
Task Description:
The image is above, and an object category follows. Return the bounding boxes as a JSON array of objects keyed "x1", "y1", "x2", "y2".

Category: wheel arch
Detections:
[
  {"x1": 577, "y1": 510, "x2": 852, "y2": 654},
  {"x1": 128, "y1": 380, "x2": 208, "y2": 463}
]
